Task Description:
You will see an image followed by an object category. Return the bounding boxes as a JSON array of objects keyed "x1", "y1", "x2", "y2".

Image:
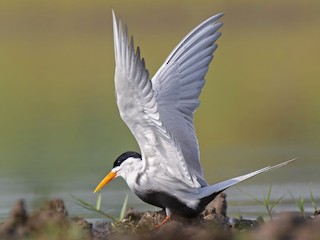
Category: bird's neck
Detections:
[{"x1": 121, "y1": 159, "x2": 143, "y2": 190}]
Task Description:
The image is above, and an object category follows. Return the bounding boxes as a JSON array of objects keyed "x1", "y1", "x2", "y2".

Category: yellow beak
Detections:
[{"x1": 93, "y1": 171, "x2": 117, "y2": 193}]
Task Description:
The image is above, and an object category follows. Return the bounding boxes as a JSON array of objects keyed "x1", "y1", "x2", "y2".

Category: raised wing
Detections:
[
  {"x1": 151, "y1": 14, "x2": 224, "y2": 186},
  {"x1": 112, "y1": 11, "x2": 201, "y2": 188}
]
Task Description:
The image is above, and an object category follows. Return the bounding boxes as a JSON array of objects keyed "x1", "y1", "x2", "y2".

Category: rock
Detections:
[
  {"x1": 91, "y1": 221, "x2": 112, "y2": 240},
  {"x1": 203, "y1": 192, "x2": 227, "y2": 218},
  {"x1": 124, "y1": 207, "x2": 144, "y2": 221},
  {"x1": 0, "y1": 198, "x2": 92, "y2": 240},
  {"x1": 136, "y1": 210, "x2": 166, "y2": 231},
  {"x1": 201, "y1": 192, "x2": 228, "y2": 227},
  {"x1": 0, "y1": 199, "x2": 29, "y2": 238},
  {"x1": 10, "y1": 199, "x2": 28, "y2": 225},
  {"x1": 234, "y1": 219, "x2": 259, "y2": 230},
  {"x1": 27, "y1": 198, "x2": 69, "y2": 232},
  {"x1": 41, "y1": 198, "x2": 68, "y2": 215},
  {"x1": 72, "y1": 217, "x2": 93, "y2": 231}
]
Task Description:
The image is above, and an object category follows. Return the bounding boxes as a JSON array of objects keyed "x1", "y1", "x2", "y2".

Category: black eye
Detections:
[{"x1": 113, "y1": 151, "x2": 141, "y2": 168}]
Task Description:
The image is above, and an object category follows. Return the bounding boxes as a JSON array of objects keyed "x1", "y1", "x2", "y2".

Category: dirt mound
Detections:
[{"x1": 0, "y1": 195, "x2": 319, "y2": 240}]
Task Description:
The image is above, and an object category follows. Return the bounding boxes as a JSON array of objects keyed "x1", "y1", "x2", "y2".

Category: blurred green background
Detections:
[{"x1": 0, "y1": 0, "x2": 319, "y2": 209}]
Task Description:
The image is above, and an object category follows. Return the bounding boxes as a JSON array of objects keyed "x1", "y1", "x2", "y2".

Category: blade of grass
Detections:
[
  {"x1": 119, "y1": 193, "x2": 128, "y2": 221},
  {"x1": 71, "y1": 194, "x2": 117, "y2": 222},
  {"x1": 96, "y1": 191, "x2": 102, "y2": 210},
  {"x1": 239, "y1": 184, "x2": 284, "y2": 220},
  {"x1": 297, "y1": 196, "x2": 305, "y2": 217},
  {"x1": 269, "y1": 195, "x2": 285, "y2": 212},
  {"x1": 288, "y1": 191, "x2": 305, "y2": 217},
  {"x1": 309, "y1": 188, "x2": 318, "y2": 212}
]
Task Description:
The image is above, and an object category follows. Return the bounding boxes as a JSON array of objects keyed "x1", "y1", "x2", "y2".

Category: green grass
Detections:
[
  {"x1": 72, "y1": 192, "x2": 129, "y2": 222},
  {"x1": 240, "y1": 184, "x2": 285, "y2": 220},
  {"x1": 72, "y1": 193, "x2": 117, "y2": 222},
  {"x1": 289, "y1": 188, "x2": 319, "y2": 217},
  {"x1": 309, "y1": 188, "x2": 318, "y2": 212},
  {"x1": 289, "y1": 191, "x2": 305, "y2": 217}
]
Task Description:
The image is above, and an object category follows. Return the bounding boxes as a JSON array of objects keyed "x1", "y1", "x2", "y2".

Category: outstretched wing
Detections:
[
  {"x1": 151, "y1": 14, "x2": 224, "y2": 186},
  {"x1": 112, "y1": 11, "x2": 200, "y2": 188}
]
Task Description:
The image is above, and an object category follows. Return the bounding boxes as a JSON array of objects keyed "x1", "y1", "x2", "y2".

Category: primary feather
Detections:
[
  {"x1": 112, "y1": 10, "x2": 223, "y2": 189},
  {"x1": 152, "y1": 14, "x2": 223, "y2": 187}
]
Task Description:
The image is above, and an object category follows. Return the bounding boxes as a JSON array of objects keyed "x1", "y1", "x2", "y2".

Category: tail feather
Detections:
[{"x1": 198, "y1": 158, "x2": 296, "y2": 199}]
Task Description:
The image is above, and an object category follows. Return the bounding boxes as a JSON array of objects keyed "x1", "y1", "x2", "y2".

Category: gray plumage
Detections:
[{"x1": 94, "y1": 11, "x2": 294, "y2": 220}]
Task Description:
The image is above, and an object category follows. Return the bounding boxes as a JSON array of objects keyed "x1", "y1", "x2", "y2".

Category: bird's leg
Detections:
[{"x1": 153, "y1": 208, "x2": 171, "y2": 229}]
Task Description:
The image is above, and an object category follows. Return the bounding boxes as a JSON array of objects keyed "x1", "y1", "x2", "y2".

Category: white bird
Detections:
[{"x1": 94, "y1": 11, "x2": 294, "y2": 227}]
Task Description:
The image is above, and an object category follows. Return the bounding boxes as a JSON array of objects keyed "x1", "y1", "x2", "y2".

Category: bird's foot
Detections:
[{"x1": 153, "y1": 215, "x2": 171, "y2": 230}]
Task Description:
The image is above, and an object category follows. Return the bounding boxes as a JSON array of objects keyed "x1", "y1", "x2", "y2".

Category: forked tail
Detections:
[{"x1": 198, "y1": 158, "x2": 296, "y2": 199}]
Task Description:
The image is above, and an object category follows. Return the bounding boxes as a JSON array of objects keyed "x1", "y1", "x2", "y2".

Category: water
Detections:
[
  {"x1": 1, "y1": 144, "x2": 319, "y2": 221},
  {"x1": 1, "y1": 166, "x2": 319, "y2": 221}
]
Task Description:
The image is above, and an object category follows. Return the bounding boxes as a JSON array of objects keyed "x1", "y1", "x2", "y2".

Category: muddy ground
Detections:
[{"x1": 0, "y1": 193, "x2": 319, "y2": 240}]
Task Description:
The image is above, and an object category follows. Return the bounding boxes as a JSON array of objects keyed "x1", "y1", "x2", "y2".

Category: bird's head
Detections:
[{"x1": 93, "y1": 151, "x2": 142, "y2": 193}]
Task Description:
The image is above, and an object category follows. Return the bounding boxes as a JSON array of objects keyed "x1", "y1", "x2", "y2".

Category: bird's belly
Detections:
[{"x1": 135, "y1": 190, "x2": 200, "y2": 218}]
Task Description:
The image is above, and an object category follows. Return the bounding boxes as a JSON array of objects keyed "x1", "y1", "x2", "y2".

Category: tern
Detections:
[{"x1": 94, "y1": 11, "x2": 294, "y2": 226}]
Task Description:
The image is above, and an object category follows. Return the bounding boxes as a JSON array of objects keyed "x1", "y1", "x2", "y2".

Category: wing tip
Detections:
[
  {"x1": 216, "y1": 12, "x2": 224, "y2": 18},
  {"x1": 209, "y1": 12, "x2": 224, "y2": 23},
  {"x1": 112, "y1": 9, "x2": 117, "y2": 27},
  {"x1": 269, "y1": 157, "x2": 297, "y2": 169}
]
